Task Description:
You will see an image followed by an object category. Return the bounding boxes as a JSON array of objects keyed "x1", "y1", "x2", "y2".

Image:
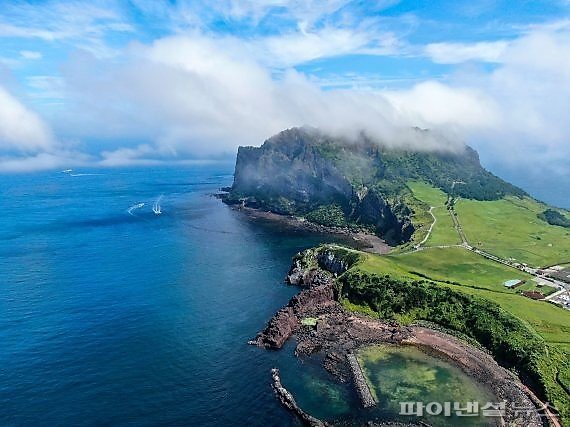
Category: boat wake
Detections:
[
  {"x1": 152, "y1": 195, "x2": 163, "y2": 215},
  {"x1": 61, "y1": 169, "x2": 102, "y2": 177},
  {"x1": 127, "y1": 203, "x2": 145, "y2": 216}
]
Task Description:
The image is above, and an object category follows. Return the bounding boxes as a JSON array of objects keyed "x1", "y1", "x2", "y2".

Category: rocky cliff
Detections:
[{"x1": 225, "y1": 127, "x2": 526, "y2": 245}]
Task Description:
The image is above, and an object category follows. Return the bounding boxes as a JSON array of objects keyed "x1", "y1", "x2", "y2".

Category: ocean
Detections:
[{"x1": 0, "y1": 165, "x2": 353, "y2": 426}]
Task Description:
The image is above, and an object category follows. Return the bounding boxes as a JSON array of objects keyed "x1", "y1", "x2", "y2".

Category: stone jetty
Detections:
[
  {"x1": 271, "y1": 368, "x2": 328, "y2": 427},
  {"x1": 347, "y1": 353, "x2": 376, "y2": 408}
]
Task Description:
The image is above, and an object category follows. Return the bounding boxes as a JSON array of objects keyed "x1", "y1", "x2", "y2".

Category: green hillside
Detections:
[
  {"x1": 405, "y1": 180, "x2": 569, "y2": 267},
  {"x1": 455, "y1": 197, "x2": 570, "y2": 267},
  {"x1": 406, "y1": 181, "x2": 462, "y2": 247}
]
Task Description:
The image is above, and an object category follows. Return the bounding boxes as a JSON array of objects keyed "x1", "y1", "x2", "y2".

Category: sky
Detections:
[{"x1": 0, "y1": 0, "x2": 569, "y2": 205}]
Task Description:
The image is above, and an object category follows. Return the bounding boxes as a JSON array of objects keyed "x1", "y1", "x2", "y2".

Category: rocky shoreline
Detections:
[
  {"x1": 222, "y1": 201, "x2": 392, "y2": 255},
  {"x1": 271, "y1": 368, "x2": 328, "y2": 427},
  {"x1": 253, "y1": 247, "x2": 545, "y2": 426}
]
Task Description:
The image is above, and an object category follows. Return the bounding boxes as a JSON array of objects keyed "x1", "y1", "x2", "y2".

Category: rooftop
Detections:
[{"x1": 504, "y1": 279, "x2": 523, "y2": 288}]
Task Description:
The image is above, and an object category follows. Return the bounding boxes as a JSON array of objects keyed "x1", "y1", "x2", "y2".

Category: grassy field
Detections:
[
  {"x1": 455, "y1": 196, "x2": 570, "y2": 267},
  {"x1": 387, "y1": 247, "x2": 533, "y2": 290},
  {"x1": 407, "y1": 181, "x2": 462, "y2": 247},
  {"x1": 408, "y1": 180, "x2": 448, "y2": 206},
  {"x1": 357, "y1": 248, "x2": 570, "y2": 345}
]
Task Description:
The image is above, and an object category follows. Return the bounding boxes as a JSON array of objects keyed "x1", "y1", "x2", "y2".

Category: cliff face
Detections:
[
  {"x1": 226, "y1": 127, "x2": 525, "y2": 245},
  {"x1": 232, "y1": 129, "x2": 353, "y2": 211}
]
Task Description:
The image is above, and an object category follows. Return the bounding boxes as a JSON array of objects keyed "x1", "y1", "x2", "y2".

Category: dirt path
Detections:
[{"x1": 417, "y1": 206, "x2": 436, "y2": 247}]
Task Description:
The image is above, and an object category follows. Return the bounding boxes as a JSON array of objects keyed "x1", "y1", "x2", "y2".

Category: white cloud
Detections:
[
  {"x1": 414, "y1": 25, "x2": 570, "y2": 171},
  {"x1": 20, "y1": 50, "x2": 43, "y2": 60},
  {"x1": 0, "y1": 85, "x2": 55, "y2": 153},
  {"x1": 425, "y1": 40, "x2": 509, "y2": 64},
  {"x1": 129, "y1": 0, "x2": 359, "y2": 30},
  {"x1": 99, "y1": 144, "x2": 157, "y2": 166},
  {"x1": 255, "y1": 25, "x2": 402, "y2": 67},
  {"x1": 384, "y1": 81, "x2": 500, "y2": 129},
  {"x1": 0, "y1": 151, "x2": 84, "y2": 173},
  {"x1": 56, "y1": 33, "x2": 460, "y2": 158},
  {"x1": 26, "y1": 76, "x2": 66, "y2": 101},
  {"x1": 0, "y1": 1, "x2": 133, "y2": 57},
  {"x1": 0, "y1": 23, "x2": 57, "y2": 41},
  {"x1": 42, "y1": 20, "x2": 567, "y2": 172}
]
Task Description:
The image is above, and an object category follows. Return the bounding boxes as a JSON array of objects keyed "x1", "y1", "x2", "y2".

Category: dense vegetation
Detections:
[
  {"x1": 336, "y1": 268, "x2": 569, "y2": 423},
  {"x1": 309, "y1": 130, "x2": 527, "y2": 201},
  {"x1": 539, "y1": 209, "x2": 570, "y2": 228},
  {"x1": 306, "y1": 204, "x2": 348, "y2": 228}
]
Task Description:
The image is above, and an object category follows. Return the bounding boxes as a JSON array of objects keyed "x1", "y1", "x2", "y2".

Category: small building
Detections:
[
  {"x1": 504, "y1": 279, "x2": 523, "y2": 289},
  {"x1": 522, "y1": 291, "x2": 544, "y2": 300}
]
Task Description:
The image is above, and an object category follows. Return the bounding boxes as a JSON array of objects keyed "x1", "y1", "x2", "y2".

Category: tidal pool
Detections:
[
  {"x1": 356, "y1": 344, "x2": 497, "y2": 426},
  {"x1": 281, "y1": 343, "x2": 498, "y2": 426}
]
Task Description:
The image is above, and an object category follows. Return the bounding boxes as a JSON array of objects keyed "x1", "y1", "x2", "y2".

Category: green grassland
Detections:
[
  {"x1": 357, "y1": 248, "x2": 570, "y2": 344},
  {"x1": 455, "y1": 196, "x2": 570, "y2": 267},
  {"x1": 428, "y1": 208, "x2": 462, "y2": 246},
  {"x1": 407, "y1": 181, "x2": 462, "y2": 247},
  {"x1": 408, "y1": 180, "x2": 448, "y2": 206},
  {"x1": 389, "y1": 247, "x2": 534, "y2": 290},
  {"x1": 406, "y1": 181, "x2": 569, "y2": 266}
]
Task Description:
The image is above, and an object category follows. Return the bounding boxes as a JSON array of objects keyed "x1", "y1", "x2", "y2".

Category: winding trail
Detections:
[{"x1": 417, "y1": 206, "x2": 437, "y2": 247}]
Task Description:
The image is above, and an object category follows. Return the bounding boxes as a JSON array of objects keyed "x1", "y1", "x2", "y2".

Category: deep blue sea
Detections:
[{"x1": 0, "y1": 165, "x2": 362, "y2": 426}]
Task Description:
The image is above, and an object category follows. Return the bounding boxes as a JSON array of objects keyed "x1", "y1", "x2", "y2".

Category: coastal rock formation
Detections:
[
  {"x1": 286, "y1": 249, "x2": 349, "y2": 286},
  {"x1": 286, "y1": 263, "x2": 331, "y2": 287},
  {"x1": 250, "y1": 283, "x2": 336, "y2": 349},
  {"x1": 346, "y1": 353, "x2": 376, "y2": 408},
  {"x1": 271, "y1": 368, "x2": 328, "y2": 427},
  {"x1": 253, "y1": 247, "x2": 358, "y2": 348},
  {"x1": 317, "y1": 251, "x2": 351, "y2": 275},
  {"x1": 224, "y1": 127, "x2": 526, "y2": 245},
  {"x1": 257, "y1": 246, "x2": 544, "y2": 426}
]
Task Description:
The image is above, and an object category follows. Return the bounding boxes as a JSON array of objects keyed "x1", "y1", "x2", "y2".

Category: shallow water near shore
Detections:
[
  {"x1": 0, "y1": 165, "x2": 495, "y2": 425},
  {"x1": 357, "y1": 344, "x2": 496, "y2": 426}
]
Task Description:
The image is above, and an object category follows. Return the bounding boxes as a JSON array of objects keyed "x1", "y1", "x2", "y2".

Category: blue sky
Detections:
[{"x1": 0, "y1": 0, "x2": 569, "y2": 205}]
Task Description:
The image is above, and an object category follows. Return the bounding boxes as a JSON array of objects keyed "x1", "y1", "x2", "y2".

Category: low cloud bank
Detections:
[{"x1": 0, "y1": 23, "x2": 569, "y2": 180}]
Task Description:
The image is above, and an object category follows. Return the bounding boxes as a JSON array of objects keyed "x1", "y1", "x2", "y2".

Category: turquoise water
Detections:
[{"x1": 357, "y1": 345, "x2": 496, "y2": 426}]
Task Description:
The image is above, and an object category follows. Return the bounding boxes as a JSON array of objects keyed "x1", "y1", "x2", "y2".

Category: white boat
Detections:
[{"x1": 152, "y1": 196, "x2": 163, "y2": 215}]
